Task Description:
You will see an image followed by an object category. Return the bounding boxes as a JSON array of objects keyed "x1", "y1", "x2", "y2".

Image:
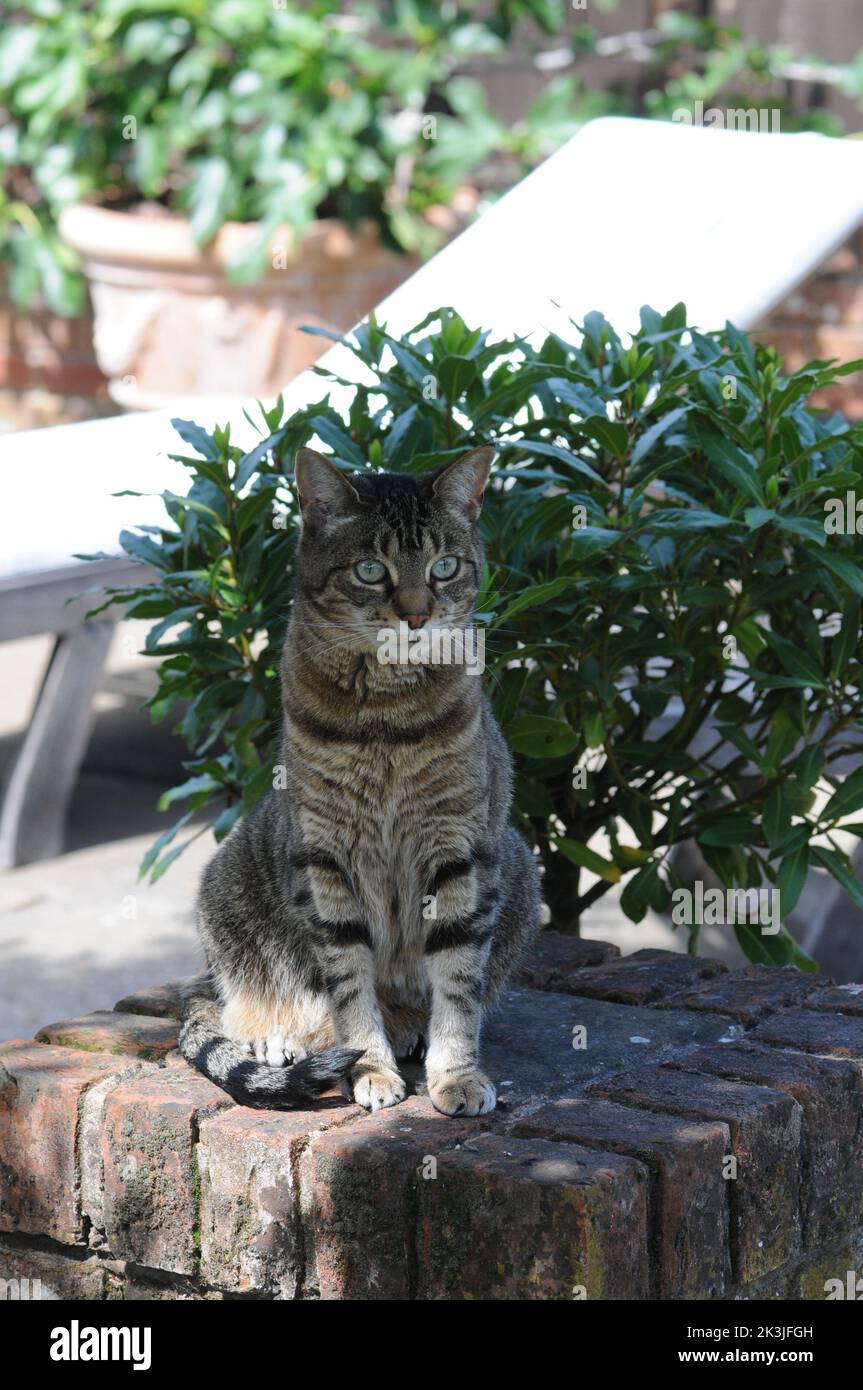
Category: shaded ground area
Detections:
[
  {"x1": 0, "y1": 830, "x2": 207, "y2": 1040},
  {"x1": 0, "y1": 629, "x2": 207, "y2": 1038}
]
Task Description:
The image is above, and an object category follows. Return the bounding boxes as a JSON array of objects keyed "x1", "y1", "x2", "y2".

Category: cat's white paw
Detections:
[
  {"x1": 428, "y1": 1071, "x2": 496, "y2": 1117},
  {"x1": 348, "y1": 1064, "x2": 406, "y2": 1112},
  {"x1": 242, "y1": 1033, "x2": 307, "y2": 1067}
]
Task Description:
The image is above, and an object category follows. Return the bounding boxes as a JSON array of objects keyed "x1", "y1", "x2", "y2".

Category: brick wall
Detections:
[
  {"x1": 2, "y1": 939, "x2": 863, "y2": 1301},
  {"x1": 757, "y1": 228, "x2": 863, "y2": 417},
  {"x1": 0, "y1": 279, "x2": 113, "y2": 433}
]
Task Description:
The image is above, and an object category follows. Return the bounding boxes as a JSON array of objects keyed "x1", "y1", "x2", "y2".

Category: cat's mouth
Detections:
[{"x1": 312, "y1": 612, "x2": 475, "y2": 664}]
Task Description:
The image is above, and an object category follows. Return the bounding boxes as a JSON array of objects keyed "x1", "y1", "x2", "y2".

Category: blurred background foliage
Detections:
[{"x1": 3, "y1": 0, "x2": 863, "y2": 315}]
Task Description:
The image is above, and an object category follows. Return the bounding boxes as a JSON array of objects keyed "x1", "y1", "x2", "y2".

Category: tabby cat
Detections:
[{"x1": 178, "y1": 445, "x2": 541, "y2": 1115}]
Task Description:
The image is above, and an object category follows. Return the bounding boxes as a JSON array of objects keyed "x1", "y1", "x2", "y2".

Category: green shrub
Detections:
[
  {"x1": 86, "y1": 305, "x2": 863, "y2": 966},
  {"x1": 0, "y1": 0, "x2": 585, "y2": 313}
]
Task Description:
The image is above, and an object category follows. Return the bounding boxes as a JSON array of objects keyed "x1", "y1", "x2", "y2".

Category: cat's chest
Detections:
[
  {"x1": 351, "y1": 741, "x2": 485, "y2": 853},
  {"x1": 299, "y1": 737, "x2": 485, "y2": 880},
  {"x1": 294, "y1": 729, "x2": 487, "y2": 970}
]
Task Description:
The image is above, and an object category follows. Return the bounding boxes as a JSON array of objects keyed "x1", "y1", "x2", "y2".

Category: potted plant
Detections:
[
  {"x1": 0, "y1": 0, "x2": 583, "y2": 407},
  {"x1": 88, "y1": 305, "x2": 863, "y2": 972}
]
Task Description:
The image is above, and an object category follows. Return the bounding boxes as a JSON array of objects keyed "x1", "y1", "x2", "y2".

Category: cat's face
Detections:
[{"x1": 293, "y1": 447, "x2": 493, "y2": 655}]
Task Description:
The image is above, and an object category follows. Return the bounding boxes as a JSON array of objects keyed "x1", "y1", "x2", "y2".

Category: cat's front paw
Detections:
[
  {"x1": 428, "y1": 1070, "x2": 496, "y2": 1117},
  {"x1": 347, "y1": 1063, "x2": 406, "y2": 1112}
]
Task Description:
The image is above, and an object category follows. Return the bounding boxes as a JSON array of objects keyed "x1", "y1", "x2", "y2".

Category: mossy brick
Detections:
[
  {"x1": 481, "y1": 986, "x2": 729, "y2": 1107},
  {"x1": 553, "y1": 949, "x2": 727, "y2": 1006},
  {"x1": 659, "y1": 965, "x2": 830, "y2": 1025},
  {"x1": 302, "y1": 1096, "x2": 484, "y2": 1300},
  {"x1": 670, "y1": 1042, "x2": 863, "y2": 1247},
  {"x1": 113, "y1": 983, "x2": 184, "y2": 1020},
  {"x1": 796, "y1": 1230, "x2": 863, "y2": 1301},
  {"x1": 588, "y1": 1065, "x2": 802, "y2": 1283},
  {"x1": 120, "y1": 1275, "x2": 224, "y2": 1301},
  {"x1": 198, "y1": 1105, "x2": 354, "y2": 1297},
  {"x1": 415, "y1": 1132, "x2": 650, "y2": 1300},
  {"x1": 0, "y1": 1239, "x2": 110, "y2": 1300},
  {"x1": 506, "y1": 1096, "x2": 730, "y2": 1299},
  {"x1": 15, "y1": 967, "x2": 863, "y2": 1302},
  {"x1": 100, "y1": 1066, "x2": 232, "y2": 1275},
  {"x1": 516, "y1": 932, "x2": 620, "y2": 992},
  {"x1": 79, "y1": 1065, "x2": 151, "y2": 1244},
  {"x1": 752, "y1": 1007, "x2": 863, "y2": 1060},
  {"x1": 803, "y1": 983, "x2": 863, "y2": 1018},
  {"x1": 0, "y1": 1040, "x2": 149, "y2": 1244},
  {"x1": 36, "y1": 1011, "x2": 179, "y2": 1061},
  {"x1": 737, "y1": 1229, "x2": 863, "y2": 1302}
]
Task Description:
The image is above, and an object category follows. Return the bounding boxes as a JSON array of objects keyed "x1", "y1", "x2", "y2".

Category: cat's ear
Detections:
[
  {"x1": 431, "y1": 446, "x2": 495, "y2": 522},
  {"x1": 294, "y1": 448, "x2": 361, "y2": 524}
]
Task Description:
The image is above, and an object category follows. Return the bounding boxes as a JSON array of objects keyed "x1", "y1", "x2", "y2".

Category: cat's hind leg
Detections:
[
  {"x1": 379, "y1": 995, "x2": 428, "y2": 1062},
  {"x1": 179, "y1": 976, "x2": 361, "y2": 1109},
  {"x1": 221, "y1": 983, "x2": 335, "y2": 1068},
  {"x1": 482, "y1": 827, "x2": 542, "y2": 1010},
  {"x1": 241, "y1": 1034, "x2": 307, "y2": 1067}
]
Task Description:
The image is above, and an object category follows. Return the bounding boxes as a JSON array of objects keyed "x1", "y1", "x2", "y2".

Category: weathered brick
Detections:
[
  {"x1": 13, "y1": 962, "x2": 863, "y2": 1302},
  {"x1": 804, "y1": 983, "x2": 863, "y2": 1018},
  {"x1": 797, "y1": 1231, "x2": 863, "y2": 1301},
  {"x1": 810, "y1": 382, "x2": 863, "y2": 421},
  {"x1": 120, "y1": 1274, "x2": 223, "y2": 1301},
  {"x1": 555, "y1": 949, "x2": 727, "y2": 1006},
  {"x1": 481, "y1": 986, "x2": 729, "y2": 1107},
  {"x1": 800, "y1": 274, "x2": 863, "y2": 321},
  {"x1": 0, "y1": 1041, "x2": 144, "y2": 1244},
  {"x1": 100, "y1": 1065, "x2": 232, "y2": 1274},
  {"x1": 113, "y1": 983, "x2": 184, "y2": 1020},
  {"x1": 816, "y1": 324, "x2": 863, "y2": 366},
  {"x1": 198, "y1": 1106, "x2": 355, "y2": 1297},
  {"x1": 822, "y1": 241, "x2": 860, "y2": 274},
  {"x1": 739, "y1": 1229, "x2": 863, "y2": 1302},
  {"x1": 416, "y1": 1132, "x2": 650, "y2": 1300},
  {"x1": 0, "y1": 288, "x2": 105, "y2": 399},
  {"x1": 516, "y1": 931, "x2": 619, "y2": 992},
  {"x1": 0, "y1": 1239, "x2": 110, "y2": 1300},
  {"x1": 36, "y1": 1011, "x2": 179, "y2": 1061},
  {"x1": 670, "y1": 1042, "x2": 863, "y2": 1248},
  {"x1": 731, "y1": 1261, "x2": 800, "y2": 1301},
  {"x1": 660, "y1": 965, "x2": 829, "y2": 1025},
  {"x1": 752, "y1": 1007, "x2": 863, "y2": 1060},
  {"x1": 507, "y1": 1096, "x2": 730, "y2": 1299},
  {"x1": 589, "y1": 1066, "x2": 802, "y2": 1283},
  {"x1": 79, "y1": 1065, "x2": 151, "y2": 1243},
  {"x1": 303, "y1": 1096, "x2": 481, "y2": 1299}
]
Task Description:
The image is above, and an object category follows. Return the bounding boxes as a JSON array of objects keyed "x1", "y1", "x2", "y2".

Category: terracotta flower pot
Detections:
[{"x1": 58, "y1": 204, "x2": 421, "y2": 409}]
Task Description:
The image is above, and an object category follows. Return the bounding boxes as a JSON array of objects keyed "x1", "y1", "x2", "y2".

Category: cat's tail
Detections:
[{"x1": 178, "y1": 983, "x2": 362, "y2": 1110}]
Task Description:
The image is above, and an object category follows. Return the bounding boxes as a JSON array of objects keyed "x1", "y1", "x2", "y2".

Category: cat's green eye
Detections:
[
  {"x1": 431, "y1": 555, "x2": 459, "y2": 581},
  {"x1": 355, "y1": 559, "x2": 388, "y2": 584}
]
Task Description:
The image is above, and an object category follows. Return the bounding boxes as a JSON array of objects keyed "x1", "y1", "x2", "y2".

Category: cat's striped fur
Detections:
[{"x1": 179, "y1": 445, "x2": 541, "y2": 1115}]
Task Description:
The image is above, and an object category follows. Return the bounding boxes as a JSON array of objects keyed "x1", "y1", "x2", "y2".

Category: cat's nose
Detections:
[{"x1": 394, "y1": 589, "x2": 431, "y2": 629}]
